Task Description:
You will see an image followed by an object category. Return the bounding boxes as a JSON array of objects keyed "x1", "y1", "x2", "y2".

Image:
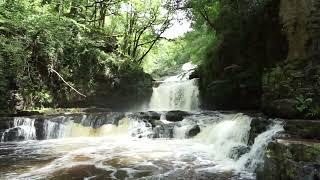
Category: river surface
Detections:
[{"x1": 0, "y1": 63, "x2": 283, "y2": 179}]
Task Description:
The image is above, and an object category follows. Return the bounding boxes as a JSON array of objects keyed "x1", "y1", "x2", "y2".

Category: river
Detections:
[{"x1": 0, "y1": 63, "x2": 283, "y2": 180}]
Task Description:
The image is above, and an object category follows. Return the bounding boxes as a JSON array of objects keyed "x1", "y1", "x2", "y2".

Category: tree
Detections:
[{"x1": 113, "y1": 0, "x2": 173, "y2": 64}]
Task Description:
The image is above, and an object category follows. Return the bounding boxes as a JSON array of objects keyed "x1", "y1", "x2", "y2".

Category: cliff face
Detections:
[
  {"x1": 200, "y1": 0, "x2": 320, "y2": 119},
  {"x1": 262, "y1": 0, "x2": 320, "y2": 118},
  {"x1": 199, "y1": 0, "x2": 288, "y2": 111}
]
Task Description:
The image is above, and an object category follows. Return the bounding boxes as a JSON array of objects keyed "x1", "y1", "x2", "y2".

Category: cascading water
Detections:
[
  {"x1": 1, "y1": 117, "x2": 37, "y2": 142},
  {"x1": 195, "y1": 114, "x2": 252, "y2": 161},
  {"x1": 148, "y1": 62, "x2": 200, "y2": 111},
  {"x1": 236, "y1": 122, "x2": 284, "y2": 171},
  {"x1": 0, "y1": 112, "x2": 283, "y2": 179},
  {"x1": 0, "y1": 62, "x2": 284, "y2": 179}
]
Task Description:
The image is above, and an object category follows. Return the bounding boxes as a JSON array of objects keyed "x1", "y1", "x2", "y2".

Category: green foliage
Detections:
[
  {"x1": 307, "y1": 105, "x2": 320, "y2": 118},
  {"x1": 295, "y1": 95, "x2": 320, "y2": 118},
  {"x1": 143, "y1": 25, "x2": 217, "y2": 77},
  {"x1": 0, "y1": 0, "x2": 168, "y2": 112},
  {"x1": 295, "y1": 95, "x2": 313, "y2": 113}
]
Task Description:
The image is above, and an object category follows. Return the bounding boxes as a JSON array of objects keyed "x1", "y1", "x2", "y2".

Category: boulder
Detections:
[
  {"x1": 165, "y1": 111, "x2": 190, "y2": 122},
  {"x1": 127, "y1": 112, "x2": 161, "y2": 128},
  {"x1": 2, "y1": 127, "x2": 24, "y2": 142},
  {"x1": 257, "y1": 139, "x2": 320, "y2": 180},
  {"x1": 129, "y1": 112, "x2": 161, "y2": 121},
  {"x1": 186, "y1": 125, "x2": 201, "y2": 138},
  {"x1": 283, "y1": 120, "x2": 320, "y2": 140},
  {"x1": 152, "y1": 124, "x2": 175, "y2": 138},
  {"x1": 189, "y1": 68, "x2": 200, "y2": 79},
  {"x1": 229, "y1": 145, "x2": 250, "y2": 160},
  {"x1": 263, "y1": 99, "x2": 300, "y2": 119},
  {"x1": 34, "y1": 117, "x2": 45, "y2": 140},
  {"x1": 249, "y1": 117, "x2": 273, "y2": 145}
]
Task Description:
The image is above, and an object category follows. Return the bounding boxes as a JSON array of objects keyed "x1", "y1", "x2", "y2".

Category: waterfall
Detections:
[
  {"x1": 44, "y1": 119, "x2": 69, "y2": 139},
  {"x1": 0, "y1": 112, "x2": 284, "y2": 179},
  {"x1": 43, "y1": 117, "x2": 131, "y2": 139},
  {"x1": 1, "y1": 117, "x2": 37, "y2": 142},
  {"x1": 235, "y1": 121, "x2": 284, "y2": 171},
  {"x1": 195, "y1": 114, "x2": 252, "y2": 161},
  {"x1": 148, "y1": 62, "x2": 200, "y2": 111}
]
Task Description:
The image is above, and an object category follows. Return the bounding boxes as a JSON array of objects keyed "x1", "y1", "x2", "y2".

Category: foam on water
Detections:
[
  {"x1": 1, "y1": 117, "x2": 37, "y2": 142},
  {"x1": 148, "y1": 62, "x2": 199, "y2": 111},
  {"x1": 0, "y1": 112, "x2": 283, "y2": 179},
  {"x1": 0, "y1": 63, "x2": 284, "y2": 179}
]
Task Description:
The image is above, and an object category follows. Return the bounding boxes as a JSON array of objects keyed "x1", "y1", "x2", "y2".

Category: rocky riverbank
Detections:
[
  {"x1": 198, "y1": 0, "x2": 320, "y2": 119},
  {"x1": 1, "y1": 109, "x2": 319, "y2": 179},
  {"x1": 252, "y1": 118, "x2": 320, "y2": 179}
]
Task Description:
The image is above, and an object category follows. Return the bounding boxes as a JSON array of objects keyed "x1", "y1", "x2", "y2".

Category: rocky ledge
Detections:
[
  {"x1": 257, "y1": 139, "x2": 320, "y2": 180},
  {"x1": 0, "y1": 110, "x2": 202, "y2": 142},
  {"x1": 253, "y1": 119, "x2": 320, "y2": 180}
]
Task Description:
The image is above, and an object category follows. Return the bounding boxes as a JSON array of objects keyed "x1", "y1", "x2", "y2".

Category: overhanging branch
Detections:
[{"x1": 49, "y1": 68, "x2": 87, "y2": 98}]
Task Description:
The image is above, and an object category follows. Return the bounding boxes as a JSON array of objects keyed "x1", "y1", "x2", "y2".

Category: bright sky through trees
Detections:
[{"x1": 162, "y1": 10, "x2": 192, "y2": 39}]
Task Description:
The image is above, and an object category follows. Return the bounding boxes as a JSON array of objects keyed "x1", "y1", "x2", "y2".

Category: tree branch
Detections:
[
  {"x1": 198, "y1": 9, "x2": 216, "y2": 29},
  {"x1": 49, "y1": 68, "x2": 87, "y2": 98}
]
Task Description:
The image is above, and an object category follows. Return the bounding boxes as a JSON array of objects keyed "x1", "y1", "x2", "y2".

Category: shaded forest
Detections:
[
  {"x1": 1, "y1": 0, "x2": 319, "y2": 119},
  {"x1": 1, "y1": 1, "x2": 320, "y2": 180}
]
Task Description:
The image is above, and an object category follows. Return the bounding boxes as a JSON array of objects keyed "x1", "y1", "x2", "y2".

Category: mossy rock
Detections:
[
  {"x1": 257, "y1": 140, "x2": 320, "y2": 180},
  {"x1": 284, "y1": 120, "x2": 320, "y2": 140}
]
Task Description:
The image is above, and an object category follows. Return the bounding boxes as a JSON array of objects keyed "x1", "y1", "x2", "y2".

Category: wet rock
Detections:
[
  {"x1": 130, "y1": 119, "x2": 154, "y2": 138},
  {"x1": 2, "y1": 127, "x2": 23, "y2": 142},
  {"x1": 201, "y1": 79, "x2": 261, "y2": 110},
  {"x1": 0, "y1": 130, "x2": 4, "y2": 140},
  {"x1": 186, "y1": 125, "x2": 201, "y2": 138},
  {"x1": 249, "y1": 117, "x2": 273, "y2": 145},
  {"x1": 84, "y1": 69, "x2": 153, "y2": 112},
  {"x1": 34, "y1": 117, "x2": 45, "y2": 140},
  {"x1": 127, "y1": 112, "x2": 162, "y2": 129},
  {"x1": 283, "y1": 120, "x2": 320, "y2": 140},
  {"x1": 51, "y1": 165, "x2": 113, "y2": 179},
  {"x1": 165, "y1": 111, "x2": 190, "y2": 122},
  {"x1": 74, "y1": 112, "x2": 125, "y2": 128},
  {"x1": 229, "y1": 145, "x2": 250, "y2": 160},
  {"x1": 83, "y1": 107, "x2": 111, "y2": 113},
  {"x1": 223, "y1": 64, "x2": 242, "y2": 74},
  {"x1": 0, "y1": 117, "x2": 13, "y2": 130},
  {"x1": 129, "y1": 112, "x2": 161, "y2": 121},
  {"x1": 189, "y1": 68, "x2": 200, "y2": 79},
  {"x1": 257, "y1": 139, "x2": 320, "y2": 180},
  {"x1": 263, "y1": 99, "x2": 300, "y2": 119},
  {"x1": 153, "y1": 124, "x2": 175, "y2": 138},
  {"x1": 15, "y1": 111, "x2": 43, "y2": 117}
]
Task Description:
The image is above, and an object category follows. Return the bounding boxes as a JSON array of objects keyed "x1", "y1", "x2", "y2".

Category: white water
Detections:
[
  {"x1": 148, "y1": 62, "x2": 199, "y2": 111},
  {"x1": 0, "y1": 113, "x2": 283, "y2": 179},
  {"x1": 195, "y1": 114, "x2": 252, "y2": 162},
  {"x1": 236, "y1": 121, "x2": 284, "y2": 171},
  {"x1": 1, "y1": 117, "x2": 37, "y2": 142},
  {"x1": 0, "y1": 63, "x2": 284, "y2": 179}
]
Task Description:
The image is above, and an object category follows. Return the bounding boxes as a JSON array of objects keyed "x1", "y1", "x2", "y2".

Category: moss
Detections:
[
  {"x1": 259, "y1": 141, "x2": 320, "y2": 179},
  {"x1": 284, "y1": 120, "x2": 320, "y2": 139}
]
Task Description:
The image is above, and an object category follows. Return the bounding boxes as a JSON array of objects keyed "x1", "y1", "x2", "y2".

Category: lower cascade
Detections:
[{"x1": 0, "y1": 111, "x2": 283, "y2": 179}]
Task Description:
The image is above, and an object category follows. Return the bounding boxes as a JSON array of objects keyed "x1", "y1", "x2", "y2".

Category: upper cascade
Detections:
[{"x1": 148, "y1": 62, "x2": 200, "y2": 111}]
